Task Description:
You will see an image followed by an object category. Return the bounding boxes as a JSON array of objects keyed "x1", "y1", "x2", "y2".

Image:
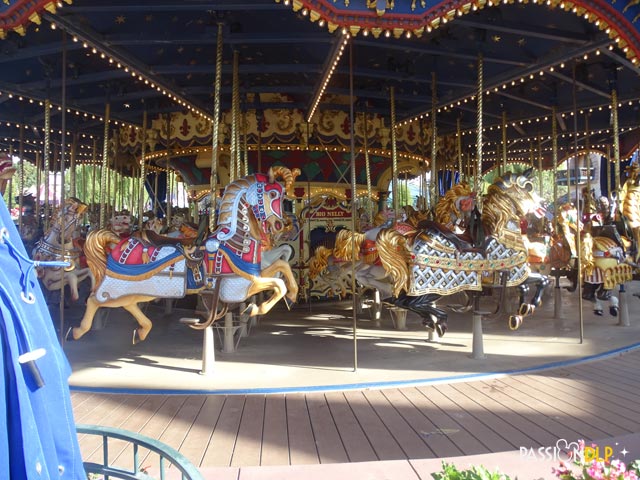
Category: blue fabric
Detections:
[
  {"x1": 0, "y1": 195, "x2": 86, "y2": 479},
  {"x1": 106, "y1": 248, "x2": 182, "y2": 278}
]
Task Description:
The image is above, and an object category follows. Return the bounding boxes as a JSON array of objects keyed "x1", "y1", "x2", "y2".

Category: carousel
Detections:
[{"x1": 0, "y1": 0, "x2": 640, "y2": 392}]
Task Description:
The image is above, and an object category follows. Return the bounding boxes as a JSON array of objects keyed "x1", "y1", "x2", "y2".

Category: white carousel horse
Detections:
[
  {"x1": 68, "y1": 166, "x2": 301, "y2": 343},
  {"x1": 377, "y1": 171, "x2": 550, "y2": 336},
  {"x1": 32, "y1": 197, "x2": 94, "y2": 302},
  {"x1": 0, "y1": 154, "x2": 16, "y2": 196}
]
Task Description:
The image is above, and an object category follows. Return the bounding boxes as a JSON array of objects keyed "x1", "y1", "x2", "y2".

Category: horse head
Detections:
[
  {"x1": 490, "y1": 170, "x2": 545, "y2": 220},
  {"x1": 0, "y1": 153, "x2": 16, "y2": 196},
  {"x1": 48, "y1": 197, "x2": 88, "y2": 243},
  {"x1": 435, "y1": 182, "x2": 475, "y2": 231},
  {"x1": 259, "y1": 166, "x2": 301, "y2": 241}
]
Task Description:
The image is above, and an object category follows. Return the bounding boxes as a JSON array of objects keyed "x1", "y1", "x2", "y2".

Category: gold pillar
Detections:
[
  {"x1": 475, "y1": 54, "x2": 483, "y2": 198},
  {"x1": 18, "y1": 124, "x2": 24, "y2": 232},
  {"x1": 612, "y1": 89, "x2": 621, "y2": 193},
  {"x1": 430, "y1": 72, "x2": 437, "y2": 206},
  {"x1": 99, "y1": 103, "x2": 110, "y2": 228},
  {"x1": 501, "y1": 111, "x2": 507, "y2": 175},
  {"x1": 43, "y1": 99, "x2": 51, "y2": 229},
  {"x1": 390, "y1": 86, "x2": 398, "y2": 221},
  {"x1": 210, "y1": 23, "x2": 224, "y2": 232},
  {"x1": 456, "y1": 117, "x2": 462, "y2": 183}
]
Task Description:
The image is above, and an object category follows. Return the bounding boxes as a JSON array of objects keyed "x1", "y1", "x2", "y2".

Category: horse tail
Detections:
[
  {"x1": 333, "y1": 229, "x2": 365, "y2": 261},
  {"x1": 84, "y1": 228, "x2": 120, "y2": 291},
  {"x1": 376, "y1": 228, "x2": 411, "y2": 297},
  {"x1": 308, "y1": 246, "x2": 332, "y2": 279}
]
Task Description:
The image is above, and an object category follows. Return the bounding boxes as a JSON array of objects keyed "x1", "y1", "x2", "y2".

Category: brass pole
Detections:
[
  {"x1": 210, "y1": 23, "x2": 224, "y2": 232},
  {"x1": 99, "y1": 103, "x2": 110, "y2": 228},
  {"x1": 7, "y1": 144, "x2": 13, "y2": 209},
  {"x1": 35, "y1": 152, "x2": 41, "y2": 223},
  {"x1": 612, "y1": 88, "x2": 621, "y2": 194},
  {"x1": 362, "y1": 112, "x2": 373, "y2": 219},
  {"x1": 475, "y1": 54, "x2": 483, "y2": 199},
  {"x1": 348, "y1": 38, "x2": 358, "y2": 372},
  {"x1": 243, "y1": 112, "x2": 249, "y2": 177},
  {"x1": 585, "y1": 113, "x2": 591, "y2": 203},
  {"x1": 389, "y1": 86, "x2": 398, "y2": 221},
  {"x1": 501, "y1": 111, "x2": 507, "y2": 174},
  {"x1": 43, "y1": 99, "x2": 51, "y2": 230},
  {"x1": 606, "y1": 144, "x2": 612, "y2": 198},
  {"x1": 430, "y1": 72, "x2": 437, "y2": 207},
  {"x1": 18, "y1": 124, "x2": 24, "y2": 232},
  {"x1": 456, "y1": 117, "x2": 462, "y2": 183},
  {"x1": 230, "y1": 50, "x2": 239, "y2": 183},
  {"x1": 70, "y1": 132, "x2": 77, "y2": 198},
  {"x1": 91, "y1": 138, "x2": 97, "y2": 206},
  {"x1": 531, "y1": 135, "x2": 544, "y2": 198},
  {"x1": 166, "y1": 113, "x2": 172, "y2": 226},
  {"x1": 552, "y1": 107, "x2": 558, "y2": 232}
]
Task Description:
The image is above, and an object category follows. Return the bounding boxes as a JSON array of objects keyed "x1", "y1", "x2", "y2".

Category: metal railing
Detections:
[{"x1": 76, "y1": 424, "x2": 203, "y2": 480}]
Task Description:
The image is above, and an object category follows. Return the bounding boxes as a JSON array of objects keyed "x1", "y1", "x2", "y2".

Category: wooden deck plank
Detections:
[
  {"x1": 508, "y1": 375, "x2": 629, "y2": 437},
  {"x1": 421, "y1": 384, "x2": 514, "y2": 453},
  {"x1": 569, "y1": 360, "x2": 640, "y2": 396},
  {"x1": 380, "y1": 389, "x2": 459, "y2": 458},
  {"x1": 157, "y1": 395, "x2": 208, "y2": 451},
  {"x1": 524, "y1": 374, "x2": 640, "y2": 428},
  {"x1": 399, "y1": 387, "x2": 486, "y2": 455},
  {"x1": 343, "y1": 390, "x2": 406, "y2": 461},
  {"x1": 453, "y1": 381, "x2": 559, "y2": 448},
  {"x1": 325, "y1": 391, "x2": 378, "y2": 463},
  {"x1": 555, "y1": 365, "x2": 640, "y2": 407},
  {"x1": 477, "y1": 379, "x2": 585, "y2": 441},
  {"x1": 286, "y1": 393, "x2": 320, "y2": 465},
  {"x1": 408, "y1": 385, "x2": 493, "y2": 455},
  {"x1": 201, "y1": 395, "x2": 246, "y2": 467},
  {"x1": 443, "y1": 382, "x2": 542, "y2": 449},
  {"x1": 363, "y1": 389, "x2": 434, "y2": 460},
  {"x1": 306, "y1": 393, "x2": 349, "y2": 464},
  {"x1": 260, "y1": 394, "x2": 290, "y2": 466},
  {"x1": 491, "y1": 377, "x2": 611, "y2": 440},
  {"x1": 231, "y1": 395, "x2": 266, "y2": 467},
  {"x1": 71, "y1": 393, "x2": 112, "y2": 423},
  {"x1": 77, "y1": 394, "x2": 152, "y2": 462},
  {"x1": 181, "y1": 395, "x2": 227, "y2": 468}
]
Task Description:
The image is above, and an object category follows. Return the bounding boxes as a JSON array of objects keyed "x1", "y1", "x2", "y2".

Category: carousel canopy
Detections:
[{"x1": 0, "y1": 0, "x2": 640, "y2": 181}]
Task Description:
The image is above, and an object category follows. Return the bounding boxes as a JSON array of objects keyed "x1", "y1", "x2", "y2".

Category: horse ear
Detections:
[
  {"x1": 267, "y1": 167, "x2": 275, "y2": 183},
  {"x1": 522, "y1": 167, "x2": 533, "y2": 178}
]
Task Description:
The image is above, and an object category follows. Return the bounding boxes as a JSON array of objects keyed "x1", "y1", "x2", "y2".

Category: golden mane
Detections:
[{"x1": 434, "y1": 182, "x2": 472, "y2": 226}]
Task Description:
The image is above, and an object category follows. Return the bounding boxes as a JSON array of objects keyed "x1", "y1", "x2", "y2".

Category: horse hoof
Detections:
[
  {"x1": 422, "y1": 318, "x2": 435, "y2": 330},
  {"x1": 242, "y1": 303, "x2": 256, "y2": 316},
  {"x1": 509, "y1": 315, "x2": 523, "y2": 330},
  {"x1": 132, "y1": 329, "x2": 140, "y2": 345},
  {"x1": 64, "y1": 327, "x2": 75, "y2": 342},
  {"x1": 435, "y1": 322, "x2": 447, "y2": 337},
  {"x1": 284, "y1": 297, "x2": 295, "y2": 310},
  {"x1": 594, "y1": 309, "x2": 603, "y2": 316},
  {"x1": 610, "y1": 306, "x2": 619, "y2": 317},
  {"x1": 518, "y1": 304, "x2": 534, "y2": 316}
]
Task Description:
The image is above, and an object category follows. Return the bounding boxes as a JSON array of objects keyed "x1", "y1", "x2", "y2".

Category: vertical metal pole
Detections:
[
  {"x1": 475, "y1": 54, "x2": 483, "y2": 199},
  {"x1": 552, "y1": 108, "x2": 558, "y2": 232},
  {"x1": 70, "y1": 132, "x2": 77, "y2": 199},
  {"x1": 389, "y1": 86, "x2": 398, "y2": 222},
  {"x1": 230, "y1": 50, "x2": 239, "y2": 183},
  {"x1": 430, "y1": 72, "x2": 437, "y2": 206},
  {"x1": 91, "y1": 138, "x2": 97, "y2": 206},
  {"x1": 210, "y1": 23, "x2": 224, "y2": 232},
  {"x1": 7, "y1": 144, "x2": 12, "y2": 209},
  {"x1": 539, "y1": 135, "x2": 545, "y2": 201},
  {"x1": 43, "y1": 99, "x2": 51, "y2": 230},
  {"x1": 362, "y1": 113, "x2": 373, "y2": 219},
  {"x1": 348, "y1": 39, "x2": 358, "y2": 372},
  {"x1": 99, "y1": 103, "x2": 110, "y2": 228},
  {"x1": 243, "y1": 112, "x2": 249, "y2": 177},
  {"x1": 585, "y1": 113, "x2": 591, "y2": 202},
  {"x1": 572, "y1": 63, "x2": 584, "y2": 344},
  {"x1": 35, "y1": 152, "x2": 41, "y2": 223},
  {"x1": 59, "y1": 31, "x2": 67, "y2": 345},
  {"x1": 166, "y1": 114, "x2": 172, "y2": 227},
  {"x1": 501, "y1": 111, "x2": 507, "y2": 174},
  {"x1": 138, "y1": 112, "x2": 147, "y2": 230},
  {"x1": 456, "y1": 117, "x2": 462, "y2": 183},
  {"x1": 18, "y1": 124, "x2": 24, "y2": 232},
  {"x1": 606, "y1": 144, "x2": 612, "y2": 198},
  {"x1": 612, "y1": 89, "x2": 621, "y2": 194}
]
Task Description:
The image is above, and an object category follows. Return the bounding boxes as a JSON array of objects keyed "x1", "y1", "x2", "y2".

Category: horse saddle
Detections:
[
  {"x1": 417, "y1": 220, "x2": 481, "y2": 254},
  {"x1": 136, "y1": 229, "x2": 193, "y2": 247}
]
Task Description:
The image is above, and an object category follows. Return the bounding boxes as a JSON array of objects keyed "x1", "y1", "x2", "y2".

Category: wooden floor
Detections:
[{"x1": 71, "y1": 347, "x2": 640, "y2": 475}]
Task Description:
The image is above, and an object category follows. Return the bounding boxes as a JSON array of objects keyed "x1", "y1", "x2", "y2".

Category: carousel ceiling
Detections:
[{"x1": 0, "y1": 0, "x2": 640, "y2": 178}]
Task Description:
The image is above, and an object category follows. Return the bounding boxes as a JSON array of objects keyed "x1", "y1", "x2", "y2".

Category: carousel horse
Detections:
[
  {"x1": 68, "y1": 166, "x2": 301, "y2": 343},
  {"x1": 0, "y1": 154, "x2": 16, "y2": 195},
  {"x1": 377, "y1": 171, "x2": 550, "y2": 336},
  {"x1": 32, "y1": 197, "x2": 94, "y2": 302},
  {"x1": 309, "y1": 183, "x2": 477, "y2": 303}
]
